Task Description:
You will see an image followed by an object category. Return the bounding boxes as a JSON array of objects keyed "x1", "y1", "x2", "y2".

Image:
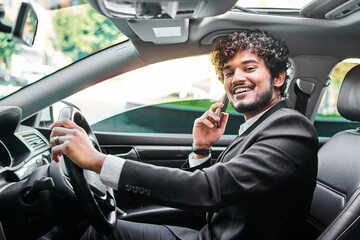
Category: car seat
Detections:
[{"x1": 306, "y1": 65, "x2": 360, "y2": 239}]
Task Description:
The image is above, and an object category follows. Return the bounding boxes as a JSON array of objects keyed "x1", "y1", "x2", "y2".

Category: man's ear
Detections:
[{"x1": 274, "y1": 72, "x2": 285, "y2": 88}]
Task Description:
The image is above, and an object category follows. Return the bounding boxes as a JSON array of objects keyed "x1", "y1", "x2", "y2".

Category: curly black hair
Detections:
[{"x1": 210, "y1": 30, "x2": 290, "y2": 97}]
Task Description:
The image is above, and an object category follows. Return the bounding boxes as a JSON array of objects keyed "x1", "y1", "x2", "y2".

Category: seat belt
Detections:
[{"x1": 294, "y1": 79, "x2": 315, "y2": 115}]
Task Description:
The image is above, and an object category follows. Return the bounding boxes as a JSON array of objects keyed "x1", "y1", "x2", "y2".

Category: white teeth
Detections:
[{"x1": 235, "y1": 87, "x2": 251, "y2": 94}]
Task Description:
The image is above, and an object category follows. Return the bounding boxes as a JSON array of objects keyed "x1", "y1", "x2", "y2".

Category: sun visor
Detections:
[{"x1": 127, "y1": 19, "x2": 188, "y2": 44}]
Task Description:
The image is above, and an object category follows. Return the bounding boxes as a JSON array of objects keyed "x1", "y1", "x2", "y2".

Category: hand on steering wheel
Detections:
[{"x1": 50, "y1": 107, "x2": 117, "y2": 235}]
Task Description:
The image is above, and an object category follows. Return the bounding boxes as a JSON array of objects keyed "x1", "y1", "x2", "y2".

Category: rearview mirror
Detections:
[{"x1": 12, "y1": 2, "x2": 38, "y2": 47}]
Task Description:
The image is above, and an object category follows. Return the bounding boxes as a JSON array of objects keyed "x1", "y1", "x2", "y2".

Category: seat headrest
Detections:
[{"x1": 337, "y1": 65, "x2": 360, "y2": 122}]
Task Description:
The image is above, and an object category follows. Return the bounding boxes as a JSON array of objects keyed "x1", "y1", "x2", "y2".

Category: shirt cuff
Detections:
[
  {"x1": 100, "y1": 155, "x2": 125, "y2": 190},
  {"x1": 188, "y1": 152, "x2": 211, "y2": 168}
]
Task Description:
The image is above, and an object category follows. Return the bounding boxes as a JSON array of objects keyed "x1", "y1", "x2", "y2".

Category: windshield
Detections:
[{"x1": 0, "y1": 0, "x2": 126, "y2": 100}]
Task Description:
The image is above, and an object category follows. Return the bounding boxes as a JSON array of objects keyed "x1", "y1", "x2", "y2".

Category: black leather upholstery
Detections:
[
  {"x1": 306, "y1": 65, "x2": 360, "y2": 239},
  {"x1": 338, "y1": 65, "x2": 360, "y2": 122}
]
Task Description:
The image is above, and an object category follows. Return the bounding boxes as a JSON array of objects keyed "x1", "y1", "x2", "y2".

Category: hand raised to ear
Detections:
[{"x1": 193, "y1": 102, "x2": 229, "y2": 150}]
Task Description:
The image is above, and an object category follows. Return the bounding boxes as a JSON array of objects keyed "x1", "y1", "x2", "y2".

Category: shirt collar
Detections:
[{"x1": 238, "y1": 108, "x2": 270, "y2": 135}]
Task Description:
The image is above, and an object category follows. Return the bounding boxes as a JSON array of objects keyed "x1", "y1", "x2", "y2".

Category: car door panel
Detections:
[
  {"x1": 96, "y1": 131, "x2": 234, "y2": 227},
  {"x1": 101, "y1": 144, "x2": 227, "y2": 167},
  {"x1": 96, "y1": 132, "x2": 234, "y2": 159}
]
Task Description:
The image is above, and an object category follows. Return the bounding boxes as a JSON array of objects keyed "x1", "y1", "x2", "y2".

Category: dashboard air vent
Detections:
[{"x1": 21, "y1": 132, "x2": 47, "y2": 151}]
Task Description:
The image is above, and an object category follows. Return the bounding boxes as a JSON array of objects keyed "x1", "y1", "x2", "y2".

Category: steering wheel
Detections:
[{"x1": 57, "y1": 106, "x2": 117, "y2": 235}]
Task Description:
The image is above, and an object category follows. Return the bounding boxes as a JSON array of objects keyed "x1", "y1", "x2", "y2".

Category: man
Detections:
[{"x1": 50, "y1": 30, "x2": 318, "y2": 239}]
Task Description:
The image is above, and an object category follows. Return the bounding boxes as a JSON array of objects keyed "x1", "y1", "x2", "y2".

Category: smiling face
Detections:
[{"x1": 223, "y1": 50, "x2": 285, "y2": 120}]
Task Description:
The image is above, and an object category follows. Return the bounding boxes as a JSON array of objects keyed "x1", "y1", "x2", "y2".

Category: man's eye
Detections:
[
  {"x1": 246, "y1": 67, "x2": 255, "y2": 71},
  {"x1": 224, "y1": 72, "x2": 233, "y2": 78}
]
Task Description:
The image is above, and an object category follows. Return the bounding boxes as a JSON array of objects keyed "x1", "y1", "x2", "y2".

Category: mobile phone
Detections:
[{"x1": 217, "y1": 94, "x2": 229, "y2": 128}]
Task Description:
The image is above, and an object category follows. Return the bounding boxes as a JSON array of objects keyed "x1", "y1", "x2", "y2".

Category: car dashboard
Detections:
[
  {"x1": 0, "y1": 107, "x2": 51, "y2": 182},
  {"x1": 0, "y1": 106, "x2": 56, "y2": 240}
]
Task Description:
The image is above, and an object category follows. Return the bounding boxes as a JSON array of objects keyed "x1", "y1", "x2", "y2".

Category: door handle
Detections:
[{"x1": 115, "y1": 148, "x2": 139, "y2": 160}]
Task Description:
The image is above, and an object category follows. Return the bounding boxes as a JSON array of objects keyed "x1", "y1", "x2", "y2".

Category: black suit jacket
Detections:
[{"x1": 118, "y1": 101, "x2": 319, "y2": 240}]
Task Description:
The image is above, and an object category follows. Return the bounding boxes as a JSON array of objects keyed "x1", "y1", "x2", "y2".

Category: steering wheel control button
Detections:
[
  {"x1": 145, "y1": 189, "x2": 151, "y2": 196},
  {"x1": 125, "y1": 184, "x2": 132, "y2": 192},
  {"x1": 131, "y1": 186, "x2": 138, "y2": 193}
]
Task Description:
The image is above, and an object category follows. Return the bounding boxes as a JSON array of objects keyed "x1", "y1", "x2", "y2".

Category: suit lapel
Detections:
[{"x1": 216, "y1": 100, "x2": 289, "y2": 163}]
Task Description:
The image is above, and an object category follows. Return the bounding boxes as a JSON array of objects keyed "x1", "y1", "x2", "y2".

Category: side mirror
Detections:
[{"x1": 12, "y1": 2, "x2": 38, "y2": 47}]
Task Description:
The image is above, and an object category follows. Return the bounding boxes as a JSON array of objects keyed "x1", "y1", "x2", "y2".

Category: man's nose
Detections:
[{"x1": 232, "y1": 68, "x2": 246, "y2": 84}]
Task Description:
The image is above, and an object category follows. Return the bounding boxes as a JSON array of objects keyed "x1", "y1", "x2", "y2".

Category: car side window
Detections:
[
  {"x1": 315, "y1": 59, "x2": 360, "y2": 137},
  {"x1": 63, "y1": 55, "x2": 244, "y2": 135}
]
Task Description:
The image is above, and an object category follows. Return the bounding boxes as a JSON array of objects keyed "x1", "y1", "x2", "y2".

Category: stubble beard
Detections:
[{"x1": 230, "y1": 80, "x2": 274, "y2": 114}]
